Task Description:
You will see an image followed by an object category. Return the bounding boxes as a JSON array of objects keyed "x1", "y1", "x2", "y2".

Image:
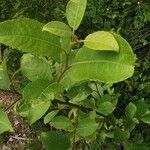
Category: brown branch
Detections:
[{"x1": 5, "y1": 96, "x2": 21, "y2": 112}]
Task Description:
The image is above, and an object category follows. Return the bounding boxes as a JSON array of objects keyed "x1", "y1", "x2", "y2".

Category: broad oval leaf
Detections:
[
  {"x1": 77, "y1": 117, "x2": 98, "y2": 137},
  {"x1": 50, "y1": 116, "x2": 73, "y2": 131},
  {"x1": 0, "y1": 110, "x2": 13, "y2": 134},
  {"x1": 21, "y1": 54, "x2": 53, "y2": 81},
  {"x1": 97, "y1": 102, "x2": 115, "y2": 116},
  {"x1": 61, "y1": 33, "x2": 136, "y2": 89},
  {"x1": 66, "y1": 0, "x2": 87, "y2": 30},
  {"x1": 0, "y1": 18, "x2": 62, "y2": 61},
  {"x1": 17, "y1": 80, "x2": 63, "y2": 125},
  {"x1": 114, "y1": 127, "x2": 129, "y2": 143},
  {"x1": 125, "y1": 102, "x2": 137, "y2": 120},
  {"x1": 41, "y1": 132, "x2": 71, "y2": 150},
  {"x1": 140, "y1": 113, "x2": 150, "y2": 125},
  {"x1": 84, "y1": 31, "x2": 119, "y2": 52},
  {"x1": 137, "y1": 99, "x2": 149, "y2": 117},
  {"x1": 43, "y1": 21, "x2": 72, "y2": 37},
  {"x1": 44, "y1": 110, "x2": 59, "y2": 124},
  {"x1": 0, "y1": 61, "x2": 10, "y2": 90}
]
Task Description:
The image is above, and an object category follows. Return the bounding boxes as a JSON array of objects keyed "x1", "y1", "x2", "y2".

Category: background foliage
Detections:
[{"x1": 0, "y1": 0, "x2": 150, "y2": 149}]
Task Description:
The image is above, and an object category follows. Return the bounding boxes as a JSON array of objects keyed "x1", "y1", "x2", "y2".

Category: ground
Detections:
[{"x1": 0, "y1": 90, "x2": 34, "y2": 150}]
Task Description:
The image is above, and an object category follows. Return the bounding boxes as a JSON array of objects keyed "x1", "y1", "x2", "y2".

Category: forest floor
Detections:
[{"x1": 0, "y1": 90, "x2": 34, "y2": 150}]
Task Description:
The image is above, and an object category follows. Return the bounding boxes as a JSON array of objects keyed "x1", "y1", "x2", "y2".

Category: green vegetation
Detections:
[{"x1": 0, "y1": 0, "x2": 150, "y2": 149}]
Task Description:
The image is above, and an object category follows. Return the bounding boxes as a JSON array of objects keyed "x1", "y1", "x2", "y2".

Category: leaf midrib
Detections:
[
  {"x1": 72, "y1": 0, "x2": 81, "y2": 30},
  {"x1": 0, "y1": 34, "x2": 63, "y2": 51},
  {"x1": 71, "y1": 60, "x2": 134, "y2": 67}
]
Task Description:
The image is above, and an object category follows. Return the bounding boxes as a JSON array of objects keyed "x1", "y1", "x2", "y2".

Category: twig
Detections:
[
  {"x1": 4, "y1": 96, "x2": 21, "y2": 112},
  {"x1": 10, "y1": 135, "x2": 32, "y2": 141}
]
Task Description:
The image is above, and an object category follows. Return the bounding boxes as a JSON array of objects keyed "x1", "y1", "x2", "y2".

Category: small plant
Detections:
[{"x1": 0, "y1": 0, "x2": 149, "y2": 149}]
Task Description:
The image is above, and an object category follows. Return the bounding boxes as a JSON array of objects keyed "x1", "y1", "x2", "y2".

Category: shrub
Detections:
[{"x1": 0, "y1": 0, "x2": 149, "y2": 149}]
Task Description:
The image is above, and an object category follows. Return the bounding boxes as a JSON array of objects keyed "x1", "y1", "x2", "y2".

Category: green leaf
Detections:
[
  {"x1": 126, "y1": 120, "x2": 137, "y2": 132},
  {"x1": 43, "y1": 21, "x2": 72, "y2": 37},
  {"x1": 0, "y1": 61, "x2": 10, "y2": 90},
  {"x1": 133, "y1": 145, "x2": 149, "y2": 150},
  {"x1": 18, "y1": 80, "x2": 62, "y2": 125},
  {"x1": 0, "y1": 110, "x2": 13, "y2": 134},
  {"x1": 123, "y1": 141, "x2": 133, "y2": 150},
  {"x1": 41, "y1": 132, "x2": 71, "y2": 150},
  {"x1": 66, "y1": 0, "x2": 87, "y2": 30},
  {"x1": 21, "y1": 54, "x2": 53, "y2": 81},
  {"x1": 114, "y1": 127, "x2": 129, "y2": 143},
  {"x1": 84, "y1": 31, "x2": 119, "y2": 52},
  {"x1": 0, "y1": 18, "x2": 62, "y2": 61},
  {"x1": 97, "y1": 102, "x2": 115, "y2": 116},
  {"x1": 137, "y1": 99, "x2": 149, "y2": 117},
  {"x1": 50, "y1": 116, "x2": 73, "y2": 131},
  {"x1": 60, "y1": 37, "x2": 71, "y2": 52},
  {"x1": 140, "y1": 113, "x2": 150, "y2": 124},
  {"x1": 44, "y1": 110, "x2": 59, "y2": 124},
  {"x1": 61, "y1": 33, "x2": 136, "y2": 88},
  {"x1": 69, "y1": 92, "x2": 89, "y2": 104},
  {"x1": 77, "y1": 117, "x2": 98, "y2": 137},
  {"x1": 125, "y1": 102, "x2": 137, "y2": 120}
]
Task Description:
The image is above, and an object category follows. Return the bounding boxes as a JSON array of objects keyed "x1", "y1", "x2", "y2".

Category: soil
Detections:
[{"x1": 0, "y1": 90, "x2": 34, "y2": 150}]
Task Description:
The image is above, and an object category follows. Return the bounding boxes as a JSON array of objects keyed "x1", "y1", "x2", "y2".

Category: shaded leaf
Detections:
[
  {"x1": 0, "y1": 110, "x2": 13, "y2": 134},
  {"x1": 137, "y1": 99, "x2": 149, "y2": 117},
  {"x1": 21, "y1": 54, "x2": 53, "y2": 81},
  {"x1": 69, "y1": 92, "x2": 89, "y2": 104},
  {"x1": 41, "y1": 132, "x2": 71, "y2": 150},
  {"x1": 44, "y1": 110, "x2": 59, "y2": 124},
  {"x1": 114, "y1": 127, "x2": 129, "y2": 143},
  {"x1": 0, "y1": 61, "x2": 10, "y2": 90},
  {"x1": 77, "y1": 117, "x2": 98, "y2": 137},
  {"x1": 50, "y1": 116, "x2": 73, "y2": 131},
  {"x1": 125, "y1": 102, "x2": 137, "y2": 120},
  {"x1": 18, "y1": 80, "x2": 62, "y2": 124},
  {"x1": 140, "y1": 113, "x2": 150, "y2": 124},
  {"x1": 123, "y1": 141, "x2": 133, "y2": 150},
  {"x1": 97, "y1": 102, "x2": 115, "y2": 116}
]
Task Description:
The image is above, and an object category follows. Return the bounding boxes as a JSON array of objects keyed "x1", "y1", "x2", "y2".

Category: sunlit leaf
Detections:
[
  {"x1": 84, "y1": 31, "x2": 119, "y2": 52},
  {"x1": 66, "y1": 0, "x2": 87, "y2": 30},
  {"x1": 0, "y1": 18, "x2": 62, "y2": 61},
  {"x1": 43, "y1": 21, "x2": 72, "y2": 37}
]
